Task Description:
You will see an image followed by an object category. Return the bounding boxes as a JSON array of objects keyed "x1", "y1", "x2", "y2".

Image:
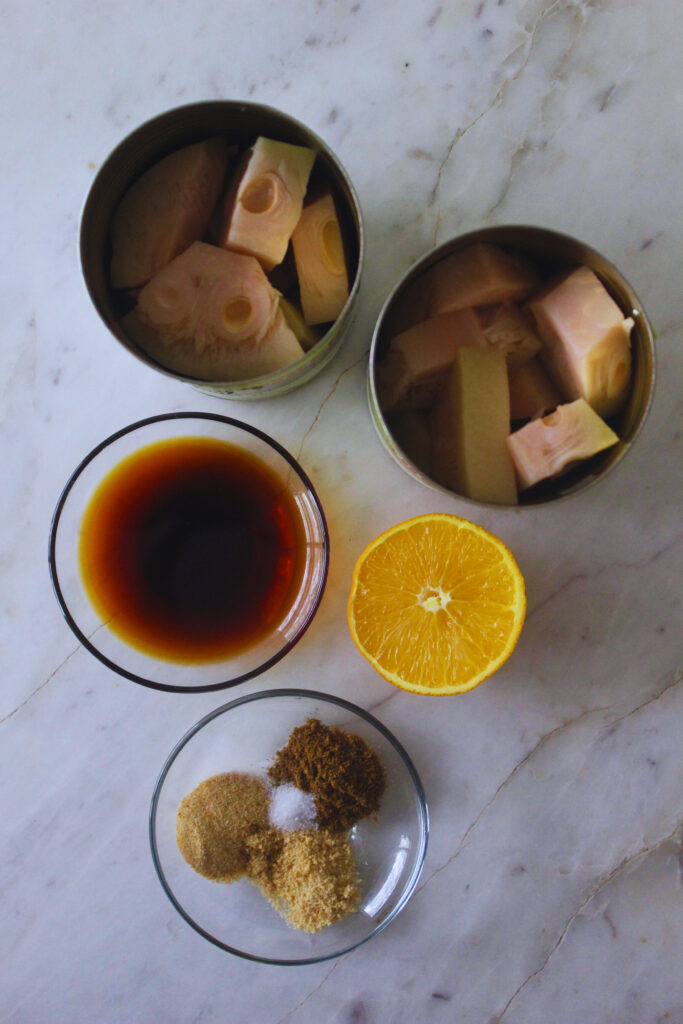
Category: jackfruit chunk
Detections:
[
  {"x1": 376, "y1": 308, "x2": 486, "y2": 411},
  {"x1": 221, "y1": 137, "x2": 315, "y2": 270},
  {"x1": 291, "y1": 193, "x2": 349, "y2": 324},
  {"x1": 279, "y1": 296, "x2": 321, "y2": 351},
  {"x1": 385, "y1": 411, "x2": 432, "y2": 476},
  {"x1": 527, "y1": 267, "x2": 633, "y2": 417},
  {"x1": 428, "y1": 243, "x2": 540, "y2": 317},
  {"x1": 507, "y1": 398, "x2": 619, "y2": 489},
  {"x1": 508, "y1": 357, "x2": 561, "y2": 421},
  {"x1": 110, "y1": 137, "x2": 229, "y2": 289},
  {"x1": 122, "y1": 241, "x2": 304, "y2": 381},
  {"x1": 478, "y1": 303, "x2": 542, "y2": 369},
  {"x1": 430, "y1": 348, "x2": 518, "y2": 506},
  {"x1": 383, "y1": 274, "x2": 433, "y2": 337}
]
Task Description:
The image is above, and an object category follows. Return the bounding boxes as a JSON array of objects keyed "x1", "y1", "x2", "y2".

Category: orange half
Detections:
[{"x1": 347, "y1": 514, "x2": 526, "y2": 696}]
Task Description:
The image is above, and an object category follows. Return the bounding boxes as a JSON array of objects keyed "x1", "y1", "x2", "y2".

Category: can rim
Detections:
[
  {"x1": 79, "y1": 99, "x2": 365, "y2": 394},
  {"x1": 367, "y1": 224, "x2": 656, "y2": 510}
]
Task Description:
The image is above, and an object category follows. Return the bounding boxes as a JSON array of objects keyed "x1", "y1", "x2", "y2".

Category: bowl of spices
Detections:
[
  {"x1": 150, "y1": 689, "x2": 428, "y2": 964},
  {"x1": 48, "y1": 413, "x2": 329, "y2": 691}
]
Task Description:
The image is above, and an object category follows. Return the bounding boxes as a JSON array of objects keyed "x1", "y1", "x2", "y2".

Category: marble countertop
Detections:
[{"x1": 2, "y1": 1, "x2": 681, "y2": 1021}]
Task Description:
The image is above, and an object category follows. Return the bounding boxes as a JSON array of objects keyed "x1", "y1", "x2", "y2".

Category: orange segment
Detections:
[{"x1": 347, "y1": 514, "x2": 526, "y2": 695}]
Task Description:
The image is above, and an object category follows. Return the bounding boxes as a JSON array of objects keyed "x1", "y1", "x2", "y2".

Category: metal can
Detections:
[
  {"x1": 80, "y1": 100, "x2": 364, "y2": 400},
  {"x1": 368, "y1": 225, "x2": 655, "y2": 508}
]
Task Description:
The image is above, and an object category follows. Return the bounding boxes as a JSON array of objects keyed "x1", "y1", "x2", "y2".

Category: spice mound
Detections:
[
  {"x1": 176, "y1": 772, "x2": 269, "y2": 881},
  {"x1": 247, "y1": 828, "x2": 360, "y2": 932},
  {"x1": 268, "y1": 718, "x2": 387, "y2": 831},
  {"x1": 175, "y1": 719, "x2": 386, "y2": 933},
  {"x1": 268, "y1": 783, "x2": 317, "y2": 832}
]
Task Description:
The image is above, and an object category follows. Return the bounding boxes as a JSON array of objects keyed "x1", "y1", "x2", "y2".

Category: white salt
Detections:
[{"x1": 268, "y1": 784, "x2": 317, "y2": 831}]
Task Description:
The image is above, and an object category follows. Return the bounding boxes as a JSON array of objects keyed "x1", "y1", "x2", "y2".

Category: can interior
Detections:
[
  {"x1": 371, "y1": 225, "x2": 655, "y2": 507},
  {"x1": 80, "y1": 101, "x2": 362, "y2": 383}
]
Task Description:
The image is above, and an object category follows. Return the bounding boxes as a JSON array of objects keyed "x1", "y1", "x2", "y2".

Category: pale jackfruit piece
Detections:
[
  {"x1": 122, "y1": 241, "x2": 304, "y2": 381},
  {"x1": 385, "y1": 410, "x2": 432, "y2": 476},
  {"x1": 506, "y1": 398, "x2": 619, "y2": 490},
  {"x1": 427, "y1": 243, "x2": 540, "y2": 317},
  {"x1": 279, "y1": 296, "x2": 321, "y2": 351},
  {"x1": 430, "y1": 348, "x2": 518, "y2": 506},
  {"x1": 376, "y1": 308, "x2": 486, "y2": 412},
  {"x1": 222, "y1": 137, "x2": 316, "y2": 270},
  {"x1": 527, "y1": 266, "x2": 633, "y2": 418},
  {"x1": 110, "y1": 137, "x2": 229, "y2": 289},
  {"x1": 508, "y1": 357, "x2": 561, "y2": 421},
  {"x1": 477, "y1": 303, "x2": 542, "y2": 369},
  {"x1": 291, "y1": 193, "x2": 349, "y2": 324}
]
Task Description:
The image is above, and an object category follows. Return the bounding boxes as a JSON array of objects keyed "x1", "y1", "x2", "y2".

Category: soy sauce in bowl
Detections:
[{"x1": 78, "y1": 436, "x2": 307, "y2": 664}]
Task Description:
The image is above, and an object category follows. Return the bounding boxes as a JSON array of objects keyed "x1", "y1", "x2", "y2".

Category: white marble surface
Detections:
[{"x1": 2, "y1": 1, "x2": 682, "y2": 1021}]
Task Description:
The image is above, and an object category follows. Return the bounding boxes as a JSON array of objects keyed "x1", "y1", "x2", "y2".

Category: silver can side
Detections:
[
  {"x1": 367, "y1": 225, "x2": 655, "y2": 508},
  {"x1": 80, "y1": 100, "x2": 364, "y2": 400}
]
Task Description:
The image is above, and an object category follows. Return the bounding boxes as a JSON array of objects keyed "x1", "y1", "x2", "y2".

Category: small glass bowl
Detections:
[
  {"x1": 149, "y1": 689, "x2": 429, "y2": 965},
  {"x1": 368, "y1": 225, "x2": 656, "y2": 507},
  {"x1": 80, "y1": 100, "x2": 364, "y2": 400},
  {"x1": 48, "y1": 413, "x2": 329, "y2": 692}
]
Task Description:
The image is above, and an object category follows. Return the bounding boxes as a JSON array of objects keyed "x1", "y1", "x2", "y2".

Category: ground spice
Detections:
[
  {"x1": 247, "y1": 828, "x2": 360, "y2": 932},
  {"x1": 267, "y1": 718, "x2": 386, "y2": 832},
  {"x1": 244, "y1": 825, "x2": 284, "y2": 886},
  {"x1": 176, "y1": 772, "x2": 269, "y2": 881},
  {"x1": 176, "y1": 720, "x2": 387, "y2": 933}
]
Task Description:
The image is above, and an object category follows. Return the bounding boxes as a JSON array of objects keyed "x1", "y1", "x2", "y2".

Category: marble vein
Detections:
[
  {"x1": 365, "y1": 689, "x2": 400, "y2": 716},
  {"x1": 1, "y1": 616, "x2": 115, "y2": 726},
  {"x1": 484, "y1": 2, "x2": 590, "y2": 221},
  {"x1": 494, "y1": 820, "x2": 683, "y2": 1022},
  {"x1": 274, "y1": 959, "x2": 343, "y2": 1024},
  {"x1": 606, "y1": 670, "x2": 683, "y2": 729},
  {"x1": 0, "y1": 642, "x2": 80, "y2": 727},
  {"x1": 430, "y1": 0, "x2": 589, "y2": 241},
  {"x1": 295, "y1": 352, "x2": 367, "y2": 462},
  {"x1": 527, "y1": 530, "x2": 683, "y2": 622},
  {"x1": 416, "y1": 701, "x2": 609, "y2": 893},
  {"x1": 417, "y1": 669, "x2": 682, "y2": 895}
]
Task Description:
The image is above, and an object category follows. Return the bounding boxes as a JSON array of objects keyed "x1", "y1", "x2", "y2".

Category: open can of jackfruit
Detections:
[
  {"x1": 368, "y1": 225, "x2": 655, "y2": 507},
  {"x1": 80, "y1": 101, "x2": 363, "y2": 399}
]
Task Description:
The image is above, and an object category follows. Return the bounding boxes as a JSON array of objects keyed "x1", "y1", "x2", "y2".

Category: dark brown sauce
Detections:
[{"x1": 78, "y1": 436, "x2": 308, "y2": 663}]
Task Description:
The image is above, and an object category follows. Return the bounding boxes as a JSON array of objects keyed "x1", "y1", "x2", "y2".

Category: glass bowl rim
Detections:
[
  {"x1": 149, "y1": 686, "x2": 430, "y2": 965},
  {"x1": 48, "y1": 412, "x2": 330, "y2": 693}
]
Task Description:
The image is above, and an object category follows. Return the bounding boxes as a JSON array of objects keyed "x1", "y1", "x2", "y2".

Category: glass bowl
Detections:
[
  {"x1": 368, "y1": 224, "x2": 655, "y2": 508},
  {"x1": 80, "y1": 100, "x2": 364, "y2": 400},
  {"x1": 48, "y1": 413, "x2": 329, "y2": 692},
  {"x1": 149, "y1": 689, "x2": 428, "y2": 964}
]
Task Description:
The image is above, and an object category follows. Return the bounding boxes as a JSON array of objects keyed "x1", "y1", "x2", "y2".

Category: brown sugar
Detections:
[
  {"x1": 244, "y1": 826, "x2": 284, "y2": 888},
  {"x1": 247, "y1": 828, "x2": 360, "y2": 932},
  {"x1": 175, "y1": 720, "x2": 387, "y2": 933},
  {"x1": 176, "y1": 772, "x2": 269, "y2": 881},
  {"x1": 267, "y1": 718, "x2": 386, "y2": 832}
]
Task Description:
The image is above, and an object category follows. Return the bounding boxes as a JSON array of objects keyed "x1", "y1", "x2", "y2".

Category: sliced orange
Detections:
[{"x1": 347, "y1": 514, "x2": 526, "y2": 696}]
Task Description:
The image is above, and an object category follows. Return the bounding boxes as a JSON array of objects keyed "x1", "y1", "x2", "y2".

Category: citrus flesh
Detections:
[{"x1": 347, "y1": 514, "x2": 526, "y2": 695}]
